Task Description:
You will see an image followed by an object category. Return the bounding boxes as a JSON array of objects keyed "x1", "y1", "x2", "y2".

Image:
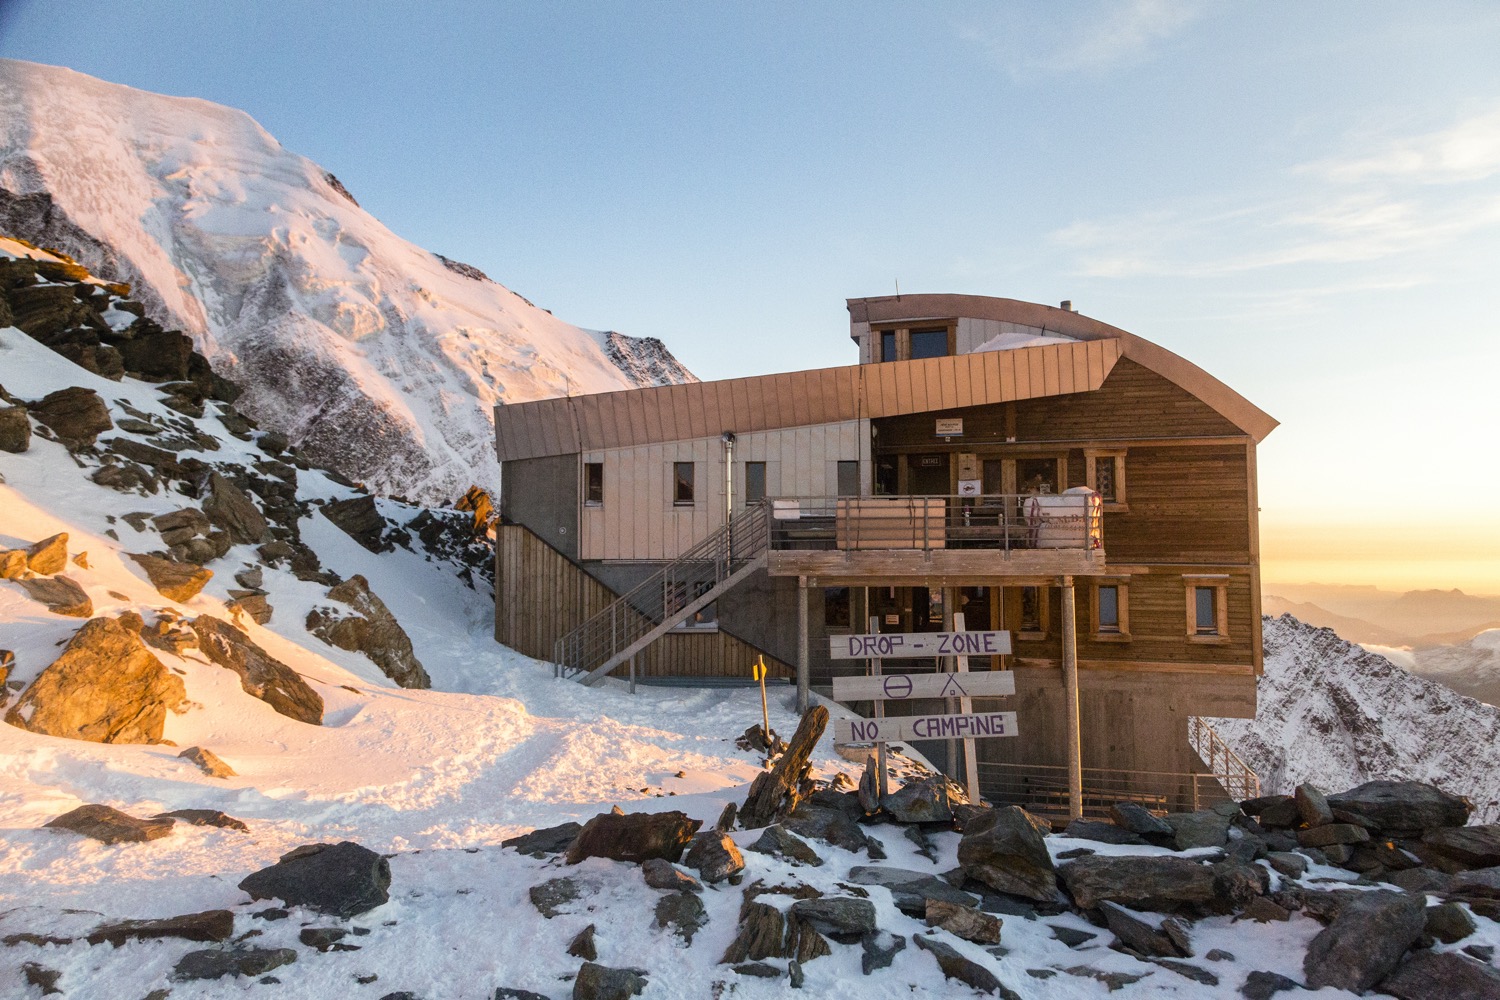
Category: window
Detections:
[
  {"x1": 668, "y1": 579, "x2": 718, "y2": 631},
  {"x1": 745, "y1": 461, "x2": 767, "y2": 504},
  {"x1": 908, "y1": 327, "x2": 949, "y2": 359},
  {"x1": 1086, "y1": 450, "x2": 1127, "y2": 507},
  {"x1": 837, "y1": 460, "x2": 859, "y2": 497},
  {"x1": 879, "y1": 329, "x2": 897, "y2": 362},
  {"x1": 584, "y1": 462, "x2": 604, "y2": 506},
  {"x1": 1184, "y1": 576, "x2": 1230, "y2": 642},
  {"x1": 1091, "y1": 580, "x2": 1130, "y2": 640},
  {"x1": 1019, "y1": 586, "x2": 1049, "y2": 639},
  {"x1": 673, "y1": 461, "x2": 695, "y2": 506},
  {"x1": 824, "y1": 587, "x2": 851, "y2": 629},
  {"x1": 1016, "y1": 457, "x2": 1060, "y2": 495}
]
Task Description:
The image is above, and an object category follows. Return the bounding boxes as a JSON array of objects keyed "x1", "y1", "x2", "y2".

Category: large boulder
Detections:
[
  {"x1": 1164, "y1": 809, "x2": 1231, "y2": 850},
  {"x1": 0, "y1": 403, "x2": 30, "y2": 453},
  {"x1": 127, "y1": 552, "x2": 212, "y2": 602},
  {"x1": 321, "y1": 495, "x2": 393, "y2": 552},
  {"x1": 172, "y1": 946, "x2": 296, "y2": 982},
  {"x1": 739, "y1": 705, "x2": 828, "y2": 829},
  {"x1": 502, "y1": 821, "x2": 583, "y2": 858},
  {"x1": 178, "y1": 746, "x2": 237, "y2": 778},
  {"x1": 956, "y1": 806, "x2": 1056, "y2": 902},
  {"x1": 1327, "y1": 780, "x2": 1471, "y2": 835},
  {"x1": 16, "y1": 575, "x2": 93, "y2": 617},
  {"x1": 1057, "y1": 855, "x2": 1218, "y2": 912},
  {"x1": 190, "y1": 615, "x2": 323, "y2": 724},
  {"x1": 25, "y1": 533, "x2": 68, "y2": 574},
  {"x1": 912, "y1": 934, "x2": 1017, "y2": 997},
  {"x1": 5, "y1": 617, "x2": 184, "y2": 743},
  {"x1": 1303, "y1": 889, "x2": 1426, "y2": 993},
  {"x1": 1422, "y1": 825, "x2": 1500, "y2": 870},
  {"x1": 87, "y1": 910, "x2": 234, "y2": 947},
  {"x1": 882, "y1": 776, "x2": 953, "y2": 824},
  {"x1": 28, "y1": 386, "x2": 112, "y2": 448},
  {"x1": 789, "y1": 896, "x2": 878, "y2": 938},
  {"x1": 305, "y1": 575, "x2": 430, "y2": 689},
  {"x1": 572, "y1": 963, "x2": 646, "y2": 1000},
  {"x1": 683, "y1": 831, "x2": 745, "y2": 884},
  {"x1": 565, "y1": 810, "x2": 702, "y2": 865},
  {"x1": 1381, "y1": 950, "x2": 1500, "y2": 999},
  {"x1": 783, "y1": 796, "x2": 885, "y2": 859},
  {"x1": 238, "y1": 841, "x2": 391, "y2": 917},
  {"x1": 847, "y1": 866, "x2": 980, "y2": 916},
  {"x1": 201, "y1": 472, "x2": 268, "y2": 545},
  {"x1": 747, "y1": 824, "x2": 824, "y2": 866},
  {"x1": 44, "y1": 803, "x2": 174, "y2": 843}
]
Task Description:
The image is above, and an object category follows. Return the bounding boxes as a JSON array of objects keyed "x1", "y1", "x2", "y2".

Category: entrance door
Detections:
[{"x1": 909, "y1": 453, "x2": 950, "y2": 495}]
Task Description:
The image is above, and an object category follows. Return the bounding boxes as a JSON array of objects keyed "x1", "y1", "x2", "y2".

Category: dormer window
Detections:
[{"x1": 908, "y1": 327, "x2": 949, "y2": 359}]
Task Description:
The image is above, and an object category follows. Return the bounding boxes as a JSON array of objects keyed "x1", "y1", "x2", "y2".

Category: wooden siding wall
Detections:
[
  {"x1": 495, "y1": 523, "x2": 793, "y2": 680},
  {"x1": 579, "y1": 421, "x2": 865, "y2": 561}
]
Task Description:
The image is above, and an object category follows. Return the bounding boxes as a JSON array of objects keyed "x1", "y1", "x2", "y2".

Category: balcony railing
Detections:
[{"x1": 766, "y1": 492, "x2": 1102, "y2": 553}]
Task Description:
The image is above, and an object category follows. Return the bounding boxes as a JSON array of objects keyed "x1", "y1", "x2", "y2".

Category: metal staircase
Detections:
[
  {"x1": 554, "y1": 503, "x2": 770, "y2": 686},
  {"x1": 1188, "y1": 716, "x2": 1260, "y2": 802}
]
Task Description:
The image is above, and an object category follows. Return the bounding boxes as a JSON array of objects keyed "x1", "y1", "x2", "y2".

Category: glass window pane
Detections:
[
  {"x1": 1094, "y1": 457, "x2": 1116, "y2": 501},
  {"x1": 1099, "y1": 586, "x2": 1119, "y2": 629},
  {"x1": 1017, "y1": 458, "x2": 1057, "y2": 494},
  {"x1": 745, "y1": 461, "x2": 767, "y2": 503},
  {"x1": 909, "y1": 328, "x2": 947, "y2": 359},
  {"x1": 585, "y1": 462, "x2": 603, "y2": 505},
  {"x1": 674, "y1": 462, "x2": 695, "y2": 504},
  {"x1": 1021, "y1": 587, "x2": 1042, "y2": 632},
  {"x1": 880, "y1": 330, "x2": 897, "y2": 362},
  {"x1": 1196, "y1": 587, "x2": 1217, "y2": 632},
  {"x1": 837, "y1": 460, "x2": 859, "y2": 497},
  {"x1": 824, "y1": 587, "x2": 850, "y2": 628}
]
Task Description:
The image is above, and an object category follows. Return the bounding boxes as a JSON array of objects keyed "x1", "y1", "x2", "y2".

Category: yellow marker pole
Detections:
[{"x1": 754, "y1": 655, "x2": 770, "y2": 739}]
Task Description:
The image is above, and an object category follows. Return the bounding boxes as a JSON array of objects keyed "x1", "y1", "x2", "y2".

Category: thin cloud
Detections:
[
  {"x1": 1303, "y1": 106, "x2": 1500, "y2": 185},
  {"x1": 958, "y1": 0, "x2": 1206, "y2": 77}
]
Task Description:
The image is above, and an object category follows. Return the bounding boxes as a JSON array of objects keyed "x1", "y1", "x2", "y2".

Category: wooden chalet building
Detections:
[{"x1": 494, "y1": 294, "x2": 1276, "y2": 816}]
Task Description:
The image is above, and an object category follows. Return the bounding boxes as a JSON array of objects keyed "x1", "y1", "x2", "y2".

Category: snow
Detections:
[
  {"x1": 0, "y1": 58, "x2": 694, "y2": 505},
  {"x1": 1473, "y1": 628, "x2": 1500, "y2": 652},
  {"x1": 972, "y1": 331, "x2": 1080, "y2": 352}
]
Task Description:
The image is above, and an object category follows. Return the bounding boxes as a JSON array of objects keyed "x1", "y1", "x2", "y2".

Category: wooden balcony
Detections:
[{"x1": 761, "y1": 493, "x2": 1107, "y2": 583}]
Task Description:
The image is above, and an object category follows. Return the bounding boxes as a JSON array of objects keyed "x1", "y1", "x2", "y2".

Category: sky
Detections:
[{"x1": 3, "y1": 0, "x2": 1499, "y2": 594}]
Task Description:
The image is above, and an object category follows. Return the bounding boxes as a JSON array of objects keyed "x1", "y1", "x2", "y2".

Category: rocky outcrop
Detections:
[
  {"x1": 305, "y1": 575, "x2": 430, "y2": 689},
  {"x1": 740, "y1": 706, "x2": 828, "y2": 829},
  {"x1": 1381, "y1": 950, "x2": 1500, "y2": 999},
  {"x1": 1058, "y1": 855, "x2": 1218, "y2": 912},
  {"x1": 321, "y1": 495, "x2": 392, "y2": 552},
  {"x1": 127, "y1": 552, "x2": 212, "y2": 602},
  {"x1": 1327, "y1": 779, "x2": 1472, "y2": 835},
  {"x1": 913, "y1": 934, "x2": 1018, "y2": 997},
  {"x1": 683, "y1": 831, "x2": 745, "y2": 884},
  {"x1": 1303, "y1": 889, "x2": 1426, "y2": 992},
  {"x1": 190, "y1": 615, "x2": 323, "y2": 724},
  {"x1": 238, "y1": 841, "x2": 391, "y2": 917},
  {"x1": 27, "y1": 386, "x2": 112, "y2": 448},
  {"x1": 172, "y1": 946, "x2": 296, "y2": 981},
  {"x1": 0, "y1": 403, "x2": 30, "y2": 452},
  {"x1": 87, "y1": 910, "x2": 234, "y2": 947},
  {"x1": 24, "y1": 532, "x2": 68, "y2": 574},
  {"x1": 5, "y1": 617, "x2": 184, "y2": 743},
  {"x1": 565, "y1": 810, "x2": 702, "y2": 865},
  {"x1": 502, "y1": 821, "x2": 582, "y2": 858},
  {"x1": 44, "y1": 803, "x2": 174, "y2": 843},
  {"x1": 572, "y1": 962, "x2": 647, "y2": 1000},
  {"x1": 201, "y1": 471, "x2": 267, "y2": 544}
]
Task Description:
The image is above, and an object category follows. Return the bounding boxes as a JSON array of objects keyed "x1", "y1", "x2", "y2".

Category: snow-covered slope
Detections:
[
  {"x1": 1208, "y1": 614, "x2": 1500, "y2": 822},
  {"x1": 0, "y1": 58, "x2": 694, "y2": 504},
  {"x1": 1405, "y1": 628, "x2": 1500, "y2": 707}
]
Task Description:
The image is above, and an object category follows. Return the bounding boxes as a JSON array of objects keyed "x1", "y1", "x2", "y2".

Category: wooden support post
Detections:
[
  {"x1": 943, "y1": 589, "x2": 957, "y2": 779},
  {"x1": 868, "y1": 613, "x2": 888, "y2": 799},
  {"x1": 1061, "y1": 575, "x2": 1082, "y2": 820},
  {"x1": 953, "y1": 611, "x2": 981, "y2": 805},
  {"x1": 796, "y1": 576, "x2": 810, "y2": 714}
]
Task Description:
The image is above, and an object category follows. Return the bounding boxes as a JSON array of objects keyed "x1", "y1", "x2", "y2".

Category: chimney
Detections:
[{"x1": 1060, "y1": 300, "x2": 1075, "y2": 312}]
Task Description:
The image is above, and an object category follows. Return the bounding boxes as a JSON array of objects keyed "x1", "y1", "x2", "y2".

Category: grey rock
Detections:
[
  {"x1": 571, "y1": 962, "x2": 646, "y2": 1000},
  {"x1": 1425, "y1": 901, "x2": 1478, "y2": 943},
  {"x1": 790, "y1": 896, "x2": 877, "y2": 938},
  {"x1": 0, "y1": 404, "x2": 30, "y2": 453},
  {"x1": 300, "y1": 926, "x2": 355, "y2": 952},
  {"x1": 1062, "y1": 819, "x2": 1148, "y2": 846},
  {"x1": 719, "y1": 900, "x2": 785, "y2": 963},
  {"x1": 846, "y1": 865, "x2": 979, "y2": 916},
  {"x1": 128, "y1": 552, "x2": 212, "y2": 602},
  {"x1": 1381, "y1": 950, "x2": 1500, "y2": 1000},
  {"x1": 21, "y1": 962, "x2": 61, "y2": 995},
  {"x1": 1050, "y1": 925, "x2": 1098, "y2": 947},
  {"x1": 530, "y1": 877, "x2": 585, "y2": 918},
  {"x1": 1303, "y1": 889, "x2": 1426, "y2": 993},
  {"x1": 202, "y1": 472, "x2": 268, "y2": 544},
  {"x1": 565, "y1": 810, "x2": 701, "y2": 865},
  {"x1": 1327, "y1": 780, "x2": 1472, "y2": 835},
  {"x1": 154, "y1": 808, "x2": 249, "y2": 832},
  {"x1": 178, "y1": 745, "x2": 237, "y2": 778},
  {"x1": 1238, "y1": 969, "x2": 1299, "y2": 1000},
  {"x1": 957, "y1": 806, "x2": 1056, "y2": 902},
  {"x1": 190, "y1": 615, "x2": 324, "y2": 724},
  {"x1": 1099, "y1": 900, "x2": 1190, "y2": 957},
  {"x1": 29, "y1": 386, "x2": 112, "y2": 448},
  {"x1": 306, "y1": 575, "x2": 430, "y2": 689},
  {"x1": 1265, "y1": 851, "x2": 1308, "y2": 879},
  {"x1": 238, "y1": 841, "x2": 391, "y2": 918},
  {"x1": 502, "y1": 821, "x2": 583, "y2": 858},
  {"x1": 748, "y1": 824, "x2": 824, "y2": 866},
  {"x1": 684, "y1": 831, "x2": 745, "y2": 884},
  {"x1": 87, "y1": 909, "x2": 234, "y2": 947},
  {"x1": 1297, "y1": 823, "x2": 1370, "y2": 848},
  {"x1": 1108, "y1": 801, "x2": 1172, "y2": 838},
  {"x1": 1451, "y1": 866, "x2": 1500, "y2": 898},
  {"x1": 16, "y1": 574, "x2": 93, "y2": 618},
  {"x1": 882, "y1": 776, "x2": 953, "y2": 824},
  {"x1": 173, "y1": 946, "x2": 297, "y2": 981},
  {"x1": 640, "y1": 857, "x2": 703, "y2": 892},
  {"x1": 913, "y1": 934, "x2": 1019, "y2": 997},
  {"x1": 567, "y1": 924, "x2": 597, "y2": 961},
  {"x1": 654, "y1": 891, "x2": 707, "y2": 944},
  {"x1": 926, "y1": 899, "x2": 1001, "y2": 945},
  {"x1": 1423, "y1": 825, "x2": 1500, "y2": 870},
  {"x1": 1211, "y1": 859, "x2": 1271, "y2": 913},
  {"x1": 739, "y1": 706, "x2": 828, "y2": 829},
  {"x1": 1058, "y1": 854, "x2": 1217, "y2": 912},
  {"x1": 1148, "y1": 958, "x2": 1218, "y2": 985},
  {"x1": 860, "y1": 931, "x2": 906, "y2": 974},
  {"x1": 1166, "y1": 809, "x2": 1231, "y2": 850},
  {"x1": 1295, "y1": 782, "x2": 1334, "y2": 827},
  {"x1": 494, "y1": 991, "x2": 551, "y2": 1000},
  {"x1": 783, "y1": 800, "x2": 883, "y2": 859},
  {"x1": 45, "y1": 803, "x2": 174, "y2": 843},
  {"x1": 858, "y1": 755, "x2": 880, "y2": 815},
  {"x1": 731, "y1": 962, "x2": 780, "y2": 978}
]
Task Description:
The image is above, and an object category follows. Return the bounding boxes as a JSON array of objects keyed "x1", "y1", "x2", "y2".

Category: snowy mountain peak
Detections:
[{"x1": 0, "y1": 58, "x2": 694, "y2": 503}]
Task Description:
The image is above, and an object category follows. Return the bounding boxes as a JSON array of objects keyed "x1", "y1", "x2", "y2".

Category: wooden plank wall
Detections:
[
  {"x1": 579, "y1": 420, "x2": 865, "y2": 561},
  {"x1": 495, "y1": 523, "x2": 793, "y2": 680}
]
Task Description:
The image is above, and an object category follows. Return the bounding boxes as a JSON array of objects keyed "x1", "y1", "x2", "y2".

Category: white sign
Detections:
[
  {"x1": 958, "y1": 479, "x2": 982, "y2": 496},
  {"x1": 832, "y1": 671, "x2": 1016, "y2": 701},
  {"x1": 935, "y1": 418, "x2": 964, "y2": 437},
  {"x1": 835, "y1": 711, "x2": 1018, "y2": 743},
  {"x1": 829, "y1": 631, "x2": 1012, "y2": 660}
]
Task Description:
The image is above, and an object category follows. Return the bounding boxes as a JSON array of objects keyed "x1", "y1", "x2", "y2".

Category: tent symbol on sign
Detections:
[{"x1": 938, "y1": 675, "x2": 969, "y2": 698}]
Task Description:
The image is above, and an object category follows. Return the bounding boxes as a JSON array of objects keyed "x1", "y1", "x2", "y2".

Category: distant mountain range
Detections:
[{"x1": 0, "y1": 59, "x2": 695, "y2": 504}]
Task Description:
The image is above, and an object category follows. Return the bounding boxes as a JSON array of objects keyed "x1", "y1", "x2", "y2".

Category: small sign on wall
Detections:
[
  {"x1": 958, "y1": 479, "x2": 981, "y2": 496},
  {"x1": 935, "y1": 418, "x2": 964, "y2": 437}
]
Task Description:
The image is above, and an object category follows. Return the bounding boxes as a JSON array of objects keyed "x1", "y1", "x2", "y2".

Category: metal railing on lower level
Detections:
[
  {"x1": 977, "y1": 761, "x2": 1238, "y2": 822},
  {"x1": 1188, "y1": 716, "x2": 1261, "y2": 802}
]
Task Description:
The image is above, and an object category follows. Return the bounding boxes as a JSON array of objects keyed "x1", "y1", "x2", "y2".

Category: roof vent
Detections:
[{"x1": 1060, "y1": 300, "x2": 1075, "y2": 312}]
